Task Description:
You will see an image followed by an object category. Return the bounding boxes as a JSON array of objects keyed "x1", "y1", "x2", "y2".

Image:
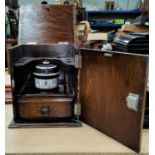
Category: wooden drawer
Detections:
[{"x1": 18, "y1": 97, "x2": 73, "y2": 119}]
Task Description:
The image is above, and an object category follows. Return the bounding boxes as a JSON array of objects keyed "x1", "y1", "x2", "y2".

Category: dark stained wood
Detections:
[
  {"x1": 80, "y1": 49, "x2": 148, "y2": 152},
  {"x1": 18, "y1": 5, "x2": 76, "y2": 44},
  {"x1": 9, "y1": 44, "x2": 80, "y2": 127},
  {"x1": 19, "y1": 96, "x2": 73, "y2": 119}
]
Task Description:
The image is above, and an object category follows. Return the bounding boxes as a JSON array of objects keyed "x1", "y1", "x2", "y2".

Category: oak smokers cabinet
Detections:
[{"x1": 8, "y1": 5, "x2": 148, "y2": 153}]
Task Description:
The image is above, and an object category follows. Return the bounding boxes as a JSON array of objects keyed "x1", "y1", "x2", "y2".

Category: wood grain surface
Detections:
[
  {"x1": 9, "y1": 44, "x2": 77, "y2": 123},
  {"x1": 18, "y1": 5, "x2": 76, "y2": 44},
  {"x1": 80, "y1": 49, "x2": 148, "y2": 152},
  {"x1": 19, "y1": 96, "x2": 73, "y2": 119}
]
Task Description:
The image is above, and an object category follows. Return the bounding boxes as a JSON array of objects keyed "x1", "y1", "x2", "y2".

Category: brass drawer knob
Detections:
[{"x1": 38, "y1": 105, "x2": 52, "y2": 116}]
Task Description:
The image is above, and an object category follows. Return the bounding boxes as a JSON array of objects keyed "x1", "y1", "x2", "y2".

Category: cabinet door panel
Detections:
[{"x1": 80, "y1": 49, "x2": 148, "y2": 152}]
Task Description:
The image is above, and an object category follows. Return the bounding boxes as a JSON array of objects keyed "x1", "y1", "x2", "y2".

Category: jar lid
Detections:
[
  {"x1": 34, "y1": 60, "x2": 59, "y2": 75},
  {"x1": 36, "y1": 60, "x2": 57, "y2": 69}
]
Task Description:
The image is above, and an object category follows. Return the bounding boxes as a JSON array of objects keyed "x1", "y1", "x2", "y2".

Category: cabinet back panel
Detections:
[{"x1": 18, "y1": 5, "x2": 76, "y2": 44}]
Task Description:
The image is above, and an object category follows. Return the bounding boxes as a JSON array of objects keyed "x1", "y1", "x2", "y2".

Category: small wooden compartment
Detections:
[
  {"x1": 18, "y1": 96, "x2": 73, "y2": 120},
  {"x1": 9, "y1": 44, "x2": 81, "y2": 127}
]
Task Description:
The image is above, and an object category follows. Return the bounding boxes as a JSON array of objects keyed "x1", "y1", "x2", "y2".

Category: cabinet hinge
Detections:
[
  {"x1": 75, "y1": 55, "x2": 82, "y2": 68},
  {"x1": 74, "y1": 103, "x2": 81, "y2": 116}
]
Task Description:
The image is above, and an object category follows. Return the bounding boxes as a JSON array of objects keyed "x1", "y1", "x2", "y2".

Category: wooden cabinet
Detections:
[
  {"x1": 9, "y1": 5, "x2": 81, "y2": 128},
  {"x1": 8, "y1": 5, "x2": 149, "y2": 153}
]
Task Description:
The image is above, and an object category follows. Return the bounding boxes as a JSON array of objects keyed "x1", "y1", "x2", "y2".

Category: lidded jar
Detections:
[{"x1": 33, "y1": 60, "x2": 59, "y2": 90}]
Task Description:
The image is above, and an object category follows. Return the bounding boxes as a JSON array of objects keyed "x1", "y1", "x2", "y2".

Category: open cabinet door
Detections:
[{"x1": 80, "y1": 49, "x2": 148, "y2": 152}]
